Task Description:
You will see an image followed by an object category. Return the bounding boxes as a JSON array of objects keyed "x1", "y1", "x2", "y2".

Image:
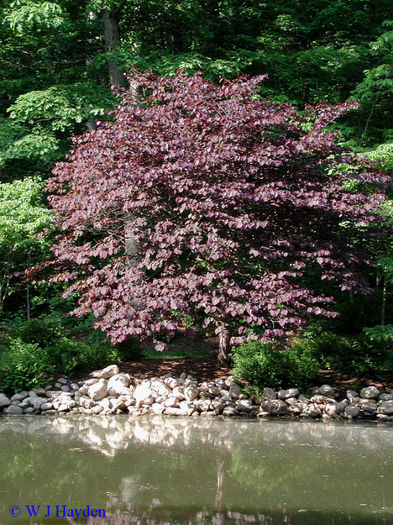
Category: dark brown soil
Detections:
[
  {"x1": 76, "y1": 331, "x2": 393, "y2": 391},
  {"x1": 117, "y1": 358, "x2": 232, "y2": 383}
]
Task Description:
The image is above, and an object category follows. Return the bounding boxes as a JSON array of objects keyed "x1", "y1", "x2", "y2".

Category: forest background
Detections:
[{"x1": 1, "y1": 0, "x2": 393, "y2": 393}]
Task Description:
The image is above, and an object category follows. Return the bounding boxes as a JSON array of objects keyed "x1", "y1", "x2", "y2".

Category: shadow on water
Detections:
[{"x1": 0, "y1": 416, "x2": 393, "y2": 524}]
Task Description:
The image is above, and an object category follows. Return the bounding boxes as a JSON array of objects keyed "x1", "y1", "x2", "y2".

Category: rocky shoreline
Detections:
[{"x1": 1, "y1": 364, "x2": 393, "y2": 421}]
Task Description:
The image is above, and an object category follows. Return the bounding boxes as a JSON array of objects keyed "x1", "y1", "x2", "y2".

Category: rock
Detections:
[
  {"x1": 19, "y1": 397, "x2": 32, "y2": 409},
  {"x1": 40, "y1": 402, "x2": 53, "y2": 411},
  {"x1": 319, "y1": 384, "x2": 335, "y2": 396},
  {"x1": 360, "y1": 386, "x2": 380, "y2": 399},
  {"x1": 286, "y1": 388, "x2": 300, "y2": 398},
  {"x1": 310, "y1": 395, "x2": 334, "y2": 404},
  {"x1": 70, "y1": 383, "x2": 79, "y2": 391},
  {"x1": 4, "y1": 405, "x2": 23, "y2": 415},
  {"x1": 379, "y1": 394, "x2": 393, "y2": 401},
  {"x1": 109, "y1": 399, "x2": 125, "y2": 412},
  {"x1": 377, "y1": 414, "x2": 393, "y2": 421},
  {"x1": 61, "y1": 386, "x2": 70, "y2": 392},
  {"x1": 379, "y1": 400, "x2": 393, "y2": 416},
  {"x1": 262, "y1": 387, "x2": 276, "y2": 399},
  {"x1": 90, "y1": 364, "x2": 119, "y2": 379},
  {"x1": 31, "y1": 387, "x2": 46, "y2": 395},
  {"x1": 165, "y1": 407, "x2": 184, "y2": 416},
  {"x1": 150, "y1": 379, "x2": 171, "y2": 398},
  {"x1": 79, "y1": 396, "x2": 95, "y2": 409},
  {"x1": 325, "y1": 403, "x2": 339, "y2": 416},
  {"x1": 359, "y1": 399, "x2": 377, "y2": 413},
  {"x1": 133, "y1": 383, "x2": 155, "y2": 406},
  {"x1": 184, "y1": 385, "x2": 199, "y2": 401},
  {"x1": 288, "y1": 403, "x2": 304, "y2": 415},
  {"x1": 261, "y1": 399, "x2": 289, "y2": 416},
  {"x1": 107, "y1": 374, "x2": 132, "y2": 396},
  {"x1": 229, "y1": 384, "x2": 241, "y2": 399},
  {"x1": 285, "y1": 397, "x2": 299, "y2": 406},
  {"x1": 88, "y1": 379, "x2": 108, "y2": 401},
  {"x1": 0, "y1": 393, "x2": 11, "y2": 408},
  {"x1": 32, "y1": 397, "x2": 46, "y2": 410},
  {"x1": 344, "y1": 405, "x2": 360, "y2": 419},
  {"x1": 346, "y1": 390, "x2": 359, "y2": 402},
  {"x1": 298, "y1": 394, "x2": 309, "y2": 403},
  {"x1": 151, "y1": 403, "x2": 165, "y2": 415},
  {"x1": 57, "y1": 378, "x2": 68, "y2": 385},
  {"x1": 277, "y1": 389, "x2": 288, "y2": 400},
  {"x1": 10, "y1": 391, "x2": 28, "y2": 402},
  {"x1": 91, "y1": 404, "x2": 103, "y2": 414},
  {"x1": 236, "y1": 399, "x2": 253, "y2": 413},
  {"x1": 223, "y1": 406, "x2": 238, "y2": 416},
  {"x1": 301, "y1": 404, "x2": 321, "y2": 418},
  {"x1": 164, "y1": 396, "x2": 181, "y2": 408}
]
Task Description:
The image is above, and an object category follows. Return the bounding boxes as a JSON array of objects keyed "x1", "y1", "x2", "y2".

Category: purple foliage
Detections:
[{"x1": 44, "y1": 71, "x2": 388, "y2": 360}]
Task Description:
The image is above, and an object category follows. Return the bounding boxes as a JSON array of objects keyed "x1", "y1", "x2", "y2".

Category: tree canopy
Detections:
[{"x1": 44, "y1": 72, "x2": 388, "y2": 360}]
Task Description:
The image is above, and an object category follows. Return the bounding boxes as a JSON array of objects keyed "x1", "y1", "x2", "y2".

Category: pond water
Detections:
[{"x1": 0, "y1": 416, "x2": 392, "y2": 524}]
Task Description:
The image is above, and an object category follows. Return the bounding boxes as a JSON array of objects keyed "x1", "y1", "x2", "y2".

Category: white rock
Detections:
[
  {"x1": 10, "y1": 391, "x2": 28, "y2": 402},
  {"x1": 133, "y1": 384, "x2": 155, "y2": 405},
  {"x1": 379, "y1": 394, "x2": 393, "y2": 401},
  {"x1": 360, "y1": 386, "x2": 380, "y2": 399},
  {"x1": 184, "y1": 385, "x2": 199, "y2": 401},
  {"x1": 57, "y1": 378, "x2": 68, "y2": 385},
  {"x1": 346, "y1": 390, "x2": 359, "y2": 402},
  {"x1": 319, "y1": 384, "x2": 335, "y2": 396},
  {"x1": 165, "y1": 407, "x2": 184, "y2": 416},
  {"x1": 151, "y1": 403, "x2": 165, "y2": 415},
  {"x1": 229, "y1": 384, "x2": 241, "y2": 398},
  {"x1": 164, "y1": 396, "x2": 180, "y2": 408},
  {"x1": 379, "y1": 400, "x2": 393, "y2": 415},
  {"x1": 0, "y1": 393, "x2": 10, "y2": 408},
  {"x1": 4, "y1": 405, "x2": 23, "y2": 415},
  {"x1": 88, "y1": 379, "x2": 108, "y2": 401},
  {"x1": 40, "y1": 402, "x2": 53, "y2": 411},
  {"x1": 90, "y1": 364, "x2": 119, "y2": 379},
  {"x1": 262, "y1": 387, "x2": 276, "y2": 399},
  {"x1": 150, "y1": 379, "x2": 171, "y2": 398},
  {"x1": 345, "y1": 405, "x2": 360, "y2": 418}
]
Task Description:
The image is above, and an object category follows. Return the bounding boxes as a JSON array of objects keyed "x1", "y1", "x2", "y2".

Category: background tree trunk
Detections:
[{"x1": 102, "y1": 9, "x2": 127, "y2": 88}]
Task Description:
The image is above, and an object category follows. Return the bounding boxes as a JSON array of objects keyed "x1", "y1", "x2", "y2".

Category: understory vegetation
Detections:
[{"x1": 1, "y1": 0, "x2": 393, "y2": 393}]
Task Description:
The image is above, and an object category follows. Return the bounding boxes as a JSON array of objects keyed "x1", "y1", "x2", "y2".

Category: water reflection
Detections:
[{"x1": 0, "y1": 416, "x2": 392, "y2": 524}]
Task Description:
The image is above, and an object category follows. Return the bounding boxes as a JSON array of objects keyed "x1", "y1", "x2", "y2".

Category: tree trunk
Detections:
[
  {"x1": 381, "y1": 266, "x2": 387, "y2": 326},
  {"x1": 102, "y1": 9, "x2": 127, "y2": 88},
  {"x1": 218, "y1": 325, "x2": 230, "y2": 363}
]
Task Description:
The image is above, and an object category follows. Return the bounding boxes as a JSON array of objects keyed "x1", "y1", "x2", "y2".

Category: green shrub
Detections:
[
  {"x1": 293, "y1": 328, "x2": 391, "y2": 376},
  {"x1": 0, "y1": 318, "x2": 141, "y2": 392},
  {"x1": 12, "y1": 318, "x2": 66, "y2": 348},
  {"x1": 231, "y1": 340, "x2": 320, "y2": 393},
  {"x1": 0, "y1": 337, "x2": 54, "y2": 393}
]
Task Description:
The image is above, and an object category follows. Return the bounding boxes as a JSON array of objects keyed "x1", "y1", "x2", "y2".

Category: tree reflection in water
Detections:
[{"x1": 0, "y1": 416, "x2": 393, "y2": 524}]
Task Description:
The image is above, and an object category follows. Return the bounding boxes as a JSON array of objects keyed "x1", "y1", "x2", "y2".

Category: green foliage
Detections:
[
  {"x1": 12, "y1": 318, "x2": 64, "y2": 348},
  {"x1": 4, "y1": 1, "x2": 64, "y2": 33},
  {"x1": 0, "y1": 317, "x2": 138, "y2": 392},
  {"x1": 294, "y1": 328, "x2": 391, "y2": 376},
  {"x1": 367, "y1": 142, "x2": 393, "y2": 171},
  {"x1": 8, "y1": 84, "x2": 116, "y2": 133},
  {"x1": 232, "y1": 341, "x2": 320, "y2": 392},
  {"x1": 0, "y1": 177, "x2": 52, "y2": 313},
  {"x1": 363, "y1": 324, "x2": 393, "y2": 344},
  {"x1": 0, "y1": 337, "x2": 53, "y2": 392}
]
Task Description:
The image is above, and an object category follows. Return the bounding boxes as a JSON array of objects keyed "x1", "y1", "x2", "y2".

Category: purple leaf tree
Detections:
[{"x1": 44, "y1": 71, "x2": 388, "y2": 361}]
